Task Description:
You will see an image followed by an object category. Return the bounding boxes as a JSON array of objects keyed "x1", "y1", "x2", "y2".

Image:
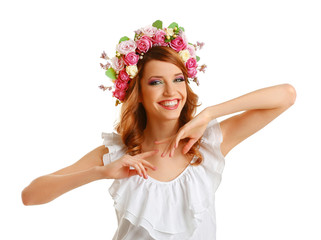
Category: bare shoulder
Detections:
[{"x1": 51, "y1": 145, "x2": 109, "y2": 175}]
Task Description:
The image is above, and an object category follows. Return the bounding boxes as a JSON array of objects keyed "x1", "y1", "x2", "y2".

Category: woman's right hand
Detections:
[{"x1": 101, "y1": 150, "x2": 159, "y2": 180}]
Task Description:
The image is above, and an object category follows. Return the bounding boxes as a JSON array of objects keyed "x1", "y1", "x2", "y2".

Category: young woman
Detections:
[{"x1": 21, "y1": 21, "x2": 296, "y2": 239}]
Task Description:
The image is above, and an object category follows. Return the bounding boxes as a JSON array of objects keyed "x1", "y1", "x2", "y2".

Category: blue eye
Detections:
[
  {"x1": 175, "y1": 77, "x2": 185, "y2": 82},
  {"x1": 149, "y1": 80, "x2": 163, "y2": 85}
]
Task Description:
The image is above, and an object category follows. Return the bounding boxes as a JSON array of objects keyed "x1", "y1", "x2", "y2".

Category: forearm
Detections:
[
  {"x1": 203, "y1": 83, "x2": 296, "y2": 121},
  {"x1": 22, "y1": 166, "x2": 104, "y2": 206}
]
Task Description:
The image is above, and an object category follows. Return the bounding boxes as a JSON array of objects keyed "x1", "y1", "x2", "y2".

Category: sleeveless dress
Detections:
[{"x1": 101, "y1": 119, "x2": 225, "y2": 240}]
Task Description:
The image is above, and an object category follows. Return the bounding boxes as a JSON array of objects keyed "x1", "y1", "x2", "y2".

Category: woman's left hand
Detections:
[{"x1": 155, "y1": 109, "x2": 210, "y2": 157}]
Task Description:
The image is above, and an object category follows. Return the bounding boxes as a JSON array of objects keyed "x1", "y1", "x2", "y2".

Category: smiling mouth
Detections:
[{"x1": 158, "y1": 99, "x2": 180, "y2": 110}]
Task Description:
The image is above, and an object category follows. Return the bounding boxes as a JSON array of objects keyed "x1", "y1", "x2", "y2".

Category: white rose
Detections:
[
  {"x1": 165, "y1": 28, "x2": 174, "y2": 36},
  {"x1": 111, "y1": 57, "x2": 124, "y2": 71},
  {"x1": 179, "y1": 49, "x2": 191, "y2": 62},
  {"x1": 126, "y1": 65, "x2": 138, "y2": 78},
  {"x1": 141, "y1": 25, "x2": 157, "y2": 37},
  {"x1": 116, "y1": 39, "x2": 137, "y2": 55}
]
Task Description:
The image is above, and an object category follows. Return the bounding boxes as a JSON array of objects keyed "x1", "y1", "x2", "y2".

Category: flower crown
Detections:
[{"x1": 99, "y1": 20, "x2": 207, "y2": 106}]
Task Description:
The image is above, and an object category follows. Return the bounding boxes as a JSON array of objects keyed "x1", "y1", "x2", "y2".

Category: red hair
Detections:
[{"x1": 115, "y1": 46, "x2": 203, "y2": 166}]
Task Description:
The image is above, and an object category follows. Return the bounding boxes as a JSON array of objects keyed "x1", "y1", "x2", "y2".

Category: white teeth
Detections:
[{"x1": 160, "y1": 100, "x2": 178, "y2": 106}]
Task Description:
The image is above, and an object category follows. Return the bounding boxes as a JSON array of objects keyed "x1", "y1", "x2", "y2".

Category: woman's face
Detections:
[{"x1": 140, "y1": 60, "x2": 187, "y2": 122}]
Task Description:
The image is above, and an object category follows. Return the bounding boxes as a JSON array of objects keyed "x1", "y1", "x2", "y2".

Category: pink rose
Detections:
[
  {"x1": 118, "y1": 69, "x2": 130, "y2": 82},
  {"x1": 186, "y1": 58, "x2": 198, "y2": 78},
  {"x1": 141, "y1": 25, "x2": 157, "y2": 37},
  {"x1": 113, "y1": 88, "x2": 126, "y2": 101},
  {"x1": 117, "y1": 39, "x2": 137, "y2": 55},
  {"x1": 169, "y1": 36, "x2": 187, "y2": 52},
  {"x1": 186, "y1": 58, "x2": 198, "y2": 69},
  {"x1": 152, "y1": 29, "x2": 168, "y2": 46},
  {"x1": 115, "y1": 79, "x2": 129, "y2": 91},
  {"x1": 187, "y1": 67, "x2": 197, "y2": 78},
  {"x1": 186, "y1": 44, "x2": 196, "y2": 58},
  {"x1": 136, "y1": 35, "x2": 153, "y2": 53},
  {"x1": 123, "y1": 52, "x2": 139, "y2": 66},
  {"x1": 111, "y1": 57, "x2": 124, "y2": 71}
]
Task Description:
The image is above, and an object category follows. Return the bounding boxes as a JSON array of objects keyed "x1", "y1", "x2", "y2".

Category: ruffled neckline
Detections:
[{"x1": 145, "y1": 155, "x2": 197, "y2": 185}]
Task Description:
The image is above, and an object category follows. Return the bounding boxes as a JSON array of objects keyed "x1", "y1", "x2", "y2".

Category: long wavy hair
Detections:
[{"x1": 115, "y1": 46, "x2": 203, "y2": 166}]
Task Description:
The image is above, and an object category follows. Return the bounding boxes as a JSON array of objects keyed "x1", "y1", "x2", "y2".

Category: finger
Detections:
[
  {"x1": 182, "y1": 139, "x2": 197, "y2": 154},
  {"x1": 175, "y1": 130, "x2": 187, "y2": 149},
  {"x1": 154, "y1": 137, "x2": 172, "y2": 145},
  {"x1": 170, "y1": 142, "x2": 177, "y2": 158},
  {"x1": 134, "y1": 163, "x2": 143, "y2": 177},
  {"x1": 162, "y1": 141, "x2": 174, "y2": 158},
  {"x1": 128, "y1": 169, "x2": 138, "y2": 177},
  {"x1": 137, "y1": 162, "x2": 148, "y2": 178},
  {"x1": 141, "y1": 159, "x2": 157, "y2": 171},
  {"x1": 126, "y1": 158, "x2": 146, "y2": 178}
]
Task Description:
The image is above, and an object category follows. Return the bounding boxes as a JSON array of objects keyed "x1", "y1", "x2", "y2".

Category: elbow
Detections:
[
  {"x1": 21, "y1": 184, "x2": 42, "y2": 206},
  {"x1": 21, "y1": 188, "x2": 32, "y2": 206},
  {"x1": 282, "y1": 83, "x2": 297, "y2": 107}
]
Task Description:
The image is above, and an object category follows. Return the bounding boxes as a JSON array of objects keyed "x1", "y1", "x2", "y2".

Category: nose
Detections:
[{"x1": 163, "y1": 81, "x2": 175, "y2": 96}]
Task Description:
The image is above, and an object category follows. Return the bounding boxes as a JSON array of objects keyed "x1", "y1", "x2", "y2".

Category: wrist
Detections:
[
  {"x1": 94, "y1": 166, "x2": 108, "y2": 180},
  {"x1": 202, "y1": 106, "x2": 216, "y2": 122},
  {"x1": 96, "y1": 164, "x2": 113, "y2": 179}
]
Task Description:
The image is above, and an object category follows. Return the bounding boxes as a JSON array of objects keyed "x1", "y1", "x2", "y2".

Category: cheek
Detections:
[{"x1": 141, "y1": 86, "x2": 158, "y2": 106}]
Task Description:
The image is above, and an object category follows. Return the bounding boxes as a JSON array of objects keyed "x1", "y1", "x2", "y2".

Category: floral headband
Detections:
[{"x1": 99, "y1": 20, "x2": 207, "y2": 106}]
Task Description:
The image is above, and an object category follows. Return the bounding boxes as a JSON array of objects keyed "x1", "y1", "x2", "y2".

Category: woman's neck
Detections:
[{"x1": 142, "y1": 119, "x2": 180, "y2": 150}]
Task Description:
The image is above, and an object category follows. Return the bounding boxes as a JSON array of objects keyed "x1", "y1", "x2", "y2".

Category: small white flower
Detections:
[
  {"x1": 165, "y1": 28, "x2": 174, "y2": 36},
  {"x1": 126, "y1": 65, "x2": 138, "y2": 78},
  {"x1": 179, "y1": 49, "x2": 191, "y2": 62}
]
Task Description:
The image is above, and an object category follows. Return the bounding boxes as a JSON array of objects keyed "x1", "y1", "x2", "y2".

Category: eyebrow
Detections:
[{"x1": 148, "y1": 73, "x2": 184, "y2": 80}]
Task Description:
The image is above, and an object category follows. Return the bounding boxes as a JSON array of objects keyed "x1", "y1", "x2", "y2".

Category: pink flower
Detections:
[
  {"x1": 115, "y1": 79, "x2": 129, "y2": 91},
  {"x1": 136, "y1": 35, "x2": 153, "y2": 53},
  {"x1": 179, "y1": 30, "x2": 188, "y2": 43},
  {"x1": 152, "y1": 29, "x2": 168, "y2": 46},
  {"x1": 113, "y1": 88, "x2": 126, "y2": 101},
  {"x1": 123, "y1": 52, "x2": 139, "y2": 66},
  {"x1": 187, "y1": 67, "x2": 197, "y2": 78},
  {"x1": 141, "y1": 25, "x2": 157, "y2": 37},
  {"x1": 111, "y1": 57, "x2": 124, "y2": 71},
  {"x1": 118, "y1": 69, "x2": 130, "y2": 82},
  {"x1": 117, "y1": 39, "x2": 137, "y2": 55},
  {"x1": 169, "y1": 36, "x2": 187, "y2": 52},
  {"x1": 186, "y1": 44, "x2": 196, "y2": 58},
  {"x1": 186, "y1": 58, "x2": 198, "y2": 69},
  {"x1": 186, "y1": 58, "x2": 198, "y2": 78}
]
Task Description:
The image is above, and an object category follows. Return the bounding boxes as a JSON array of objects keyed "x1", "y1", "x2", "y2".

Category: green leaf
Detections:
[
  {"x1": 152, "y1": 20, "x2": 163, "y2": 29},
  {"x1": 105, "y1": 68, "x2": 117, "y2": 80},
  {"x1": 196, "y1": 56, "x2": 200, "y2": 62},
  {"x1": 168, "y1": 22, "x2": 178, "y2": 29},
  {"x1": 119, "y1": 36, "x2": 129, "y2": 43},
  {"x1": 179, "y1": 27, "x2": 185, "y2": 32}
]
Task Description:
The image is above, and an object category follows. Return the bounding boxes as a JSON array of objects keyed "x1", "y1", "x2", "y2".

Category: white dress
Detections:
[{"x1": 101, "y1": 118, "x2": 225, "y2": 240}]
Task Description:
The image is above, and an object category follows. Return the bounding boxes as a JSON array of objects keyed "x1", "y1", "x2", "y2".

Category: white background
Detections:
[{"x1": 1, "y1": 0, "x2": 320, "y2": 239}]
